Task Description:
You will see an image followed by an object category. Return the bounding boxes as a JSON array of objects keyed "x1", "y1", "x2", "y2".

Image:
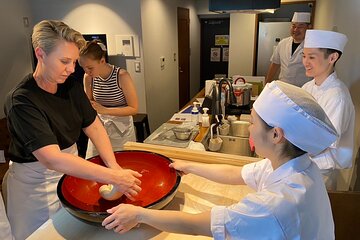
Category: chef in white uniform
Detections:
[
  {"x1": 265, "y1": 12, "x2": 312, "y2": 87},
  {"x1": 101, "y1": 81, "x2": 337, "y2": 239},
  {"x1": 302, "y1": 30, "x2": 355, "y2": 190}
]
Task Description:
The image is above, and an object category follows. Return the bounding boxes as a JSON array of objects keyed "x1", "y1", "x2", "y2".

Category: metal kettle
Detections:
[
  {"x1": 227, "y1": 77, "x2": 252, "y2": 107},
  {"x1": 211, "y1": 78, "x2": 236, "y2": 117}
]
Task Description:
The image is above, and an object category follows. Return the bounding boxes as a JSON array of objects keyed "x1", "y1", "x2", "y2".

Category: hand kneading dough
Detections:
[{"x1": 99, "y1": 184, "x2": 123, "y2": 200}]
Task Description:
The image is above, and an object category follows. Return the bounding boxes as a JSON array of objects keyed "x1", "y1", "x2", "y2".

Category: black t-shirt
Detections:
[
  {"x1": 4, "y1": 73, "x2": 97, "y2": 163},
  {"x1": 292, "y1": 41, "x2": 301, "y2": 55}
]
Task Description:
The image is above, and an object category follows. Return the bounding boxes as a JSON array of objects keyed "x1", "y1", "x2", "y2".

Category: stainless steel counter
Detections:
[{"x1": 28, "y1": 174, "x2": 254, "y2": 240}]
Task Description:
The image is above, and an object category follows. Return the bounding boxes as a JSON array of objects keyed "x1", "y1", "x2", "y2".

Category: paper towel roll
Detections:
[{"x1": 205, "y1": 80, "x2": 216, "y2": 96}]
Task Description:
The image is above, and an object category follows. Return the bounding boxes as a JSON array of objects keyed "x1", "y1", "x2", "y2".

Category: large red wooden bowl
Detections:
[{"x1": 57, "y1": 150, "x2": 181, "y2": 225}]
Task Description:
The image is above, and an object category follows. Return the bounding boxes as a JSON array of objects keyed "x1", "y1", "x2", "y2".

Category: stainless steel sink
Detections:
[
  {"x1": 218, "y1": 135, "x2": 252, "y2": 156},
  {"x1": 201, "y1": 127, "x2": 254, "y2": 157}
]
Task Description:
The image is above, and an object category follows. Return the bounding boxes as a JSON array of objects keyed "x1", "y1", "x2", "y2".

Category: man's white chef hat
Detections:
[
  {"x1": 292, "y1": 12, "x2": 311, "y2": 23},
  {"x1": 304, "y1": 30, "x2": 348, "y2": 53},
  {"x1": 253, "y1": 81, "x2": 337, "y2": 155}
]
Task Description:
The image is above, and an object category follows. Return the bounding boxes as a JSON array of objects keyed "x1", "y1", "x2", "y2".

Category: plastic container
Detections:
[
  {"x1": 172, "y1": 127, "x2": 192, "y2": 140},
  {"x1": 201, "y1": 107, "x2": 210, "y2": 127},
  {"x1": 191, "y1": 102, "x2": 199, "y2": 125},
  {"x1": 227, "y1": 115, "x2": 237, "y2": 122}
]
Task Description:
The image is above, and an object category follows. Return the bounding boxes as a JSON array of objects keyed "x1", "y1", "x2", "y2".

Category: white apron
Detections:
[
  {"x1": 2, "y1": 144, "x2": 78, "y2": 240},
  {"x1": 0, "y1": 191, "x2": 13, "y2": 240},
  {"x1": 86, "y1": 114, "x2": 136, "y2": 159}
]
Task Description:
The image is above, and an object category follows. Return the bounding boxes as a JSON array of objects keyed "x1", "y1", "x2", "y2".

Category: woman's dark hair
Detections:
[
  {"x1": 79, "y1": 39, "x2": 107, "y2": 61},
  {"x1": 261, "y1": 118, "x2": 307, "y2": 159},
  {"x1": 319, "y1": 48, "x2": 342, "y2": 67}
]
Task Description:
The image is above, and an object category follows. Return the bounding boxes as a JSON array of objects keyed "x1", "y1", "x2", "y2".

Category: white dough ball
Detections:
[{"x1": 99, "y1": 184, "x2": 123, "y2": 201}]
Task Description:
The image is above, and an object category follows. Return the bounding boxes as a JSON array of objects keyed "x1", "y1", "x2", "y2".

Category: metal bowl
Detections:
[
  {"x1": 231, "y1": 120, "x2": 250, "y2": 137},
  {"x1": 57, "y1": 150, "x2": 181, "y2": 225},
  {"x1": 172, "y1": 127, "x2": 192, "y2": 140}
]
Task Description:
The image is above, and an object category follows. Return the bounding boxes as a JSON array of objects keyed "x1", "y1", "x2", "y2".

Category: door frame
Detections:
[{"x1": 177, "y1": 7, "x2": 190, "y2": 110}]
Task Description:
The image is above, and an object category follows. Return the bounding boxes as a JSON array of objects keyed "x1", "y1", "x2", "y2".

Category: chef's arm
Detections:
[
  {"x1": 170, "y1": 161, "x2": 245, "y2": 185},
  {"x1": 32, "y1": 145, "x2": 141, "y2": 198},
  {"x1": 310, "y1": 145, "x2": 353, "y2": 170},
  {"x1": 265, "y1": 62, "x2": 280, "y2": 84},
  {"x1": 34, "y1": 145, "x2": 119, "y2": 181},
  {"x1": 103, "y1": 204, "x2": 212, "y2": 236},
  {"x1": 83, "y1": 117, "x2": 121, "y2": 170},
  {"x1": 308, "y1": 98, "x2": 355, "y2": 169},
  {"x1": 139, "y1": 209, "x2": 212, "y2": 236}
]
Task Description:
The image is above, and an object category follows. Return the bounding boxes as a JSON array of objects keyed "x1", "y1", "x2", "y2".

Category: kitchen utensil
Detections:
[
  {"x1": 208, "y1": 123, "x2": 223, "y2": 152},
  {"x1": 231, "y1": 120, "x2": 250, "y2": 137},
  {"x1": 226, "y1": 77, "x2": 252, "y2": 107},
  {"x1": 172, "y1": 127, "x2": 192, "y2": 140},
  {"x1": 57, "y1": 150, "x2": 181, "y2": 225},
  {"x1": 152, "y1": 126, "x2": 174, "y2": 141},
  {"x1": 219, "y1": 122, "x2": 230, "y2": 135},
  {"x1": 227, "y1": 115, "x2": 238, "y2": 122}
]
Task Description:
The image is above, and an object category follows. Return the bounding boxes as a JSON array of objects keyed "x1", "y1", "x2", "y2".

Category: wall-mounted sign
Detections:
[
  {"x1": 215, "y1": 35, "x2": 229, "y2": 46},
  {"x1": 223, "y1": 47, "x2": 229, "y2": 62},
  {"x1": 211, "y1": 48, "x2": 221, "y2": 62}
]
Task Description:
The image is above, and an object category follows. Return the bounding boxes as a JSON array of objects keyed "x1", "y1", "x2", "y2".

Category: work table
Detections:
[
  {"x1": 28, "y1": 140, "x2": 261, "y2": 239},
  {"x1": 28, "y1": 142, "x2": 260, "y2": 240},
  {"x1": 28, "y1": 88, "x2": 262, "y2": 239},
  {"x1": 28, "y1": 173, "x2": 254, "y2": 240}
]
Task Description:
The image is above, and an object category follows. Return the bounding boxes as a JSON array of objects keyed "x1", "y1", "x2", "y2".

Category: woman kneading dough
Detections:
[{"x1": 2, "y1": 20, "x2": 141, "y2": 240}]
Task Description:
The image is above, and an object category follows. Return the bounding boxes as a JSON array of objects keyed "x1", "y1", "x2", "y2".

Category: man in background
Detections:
[{"x1": 265, "y1": 12, "x2": 312, "y2": 87}]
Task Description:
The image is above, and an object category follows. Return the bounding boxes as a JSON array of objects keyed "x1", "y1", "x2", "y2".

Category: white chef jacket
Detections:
[
  {"x1": 302, "y1": 72, "x2": 355, "y2": 170},
  {"x1": 271, "y1": 37, "x2": 310, "y2": 87},
  {"x1": 211, "y1": 155, "x2": 334, "y2": 240}
]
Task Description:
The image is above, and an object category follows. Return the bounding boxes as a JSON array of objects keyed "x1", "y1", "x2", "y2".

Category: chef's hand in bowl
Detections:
[
  {"x1": 102, "y1": 204, "x2": 141, "y2": 233},
  {"x1": 112, "y1": 169, "x2": 142, "y2": 200}
]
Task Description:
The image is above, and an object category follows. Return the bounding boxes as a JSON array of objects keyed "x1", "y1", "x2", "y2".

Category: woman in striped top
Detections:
[{"x1": 79, "y1": 40, "x2": 138, "y2": 158}]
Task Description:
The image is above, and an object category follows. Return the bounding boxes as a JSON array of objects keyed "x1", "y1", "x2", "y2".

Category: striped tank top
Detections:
[{"x1": 92, "y1": 65, "x2": 127, "y2": 107}]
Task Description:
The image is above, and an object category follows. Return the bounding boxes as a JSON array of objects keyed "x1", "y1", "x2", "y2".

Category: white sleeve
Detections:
[
  {"x1": 211, "y1": 194, "x2": 285, "y2": 239},
  {"x1": 270, "y1": 40, "x2": 283, "y2": 64},
  {"x1": 270, "y1": 43, "x2": 280, "y2": 64},
  {"x1": 241, "y1": 159, "x2": 270, "y2": 190},
  {"x1": 310, "y1": 92, "x2": 355, "y2": 169}
]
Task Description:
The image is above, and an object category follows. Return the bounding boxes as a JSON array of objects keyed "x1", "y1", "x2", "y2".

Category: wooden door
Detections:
[{"x1": 177, "y1": 7, "x2": 190, "y2": 110}]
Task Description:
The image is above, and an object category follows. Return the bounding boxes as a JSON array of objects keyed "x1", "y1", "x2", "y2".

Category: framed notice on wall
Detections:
[
  {"x1": 215, "y1": 35, "x2": 229, "y2": 46},
  {"x1": 210, "y1": 48, "x2": 221, "y2": 62},
  {"x1": 223, "y1": 47, "x2": 229, "y2": 62}
]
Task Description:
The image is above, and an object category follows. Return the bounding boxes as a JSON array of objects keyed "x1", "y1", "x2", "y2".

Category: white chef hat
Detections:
[
  {"x1": 253, "y1": 81, "x2": 337, "y2": 155},
  {"x1": 292, "y1": 12, "x2": 311, "y2": 23},
  {"x1": 304, "y1": 30, "x2": 348, "y2": 53}
]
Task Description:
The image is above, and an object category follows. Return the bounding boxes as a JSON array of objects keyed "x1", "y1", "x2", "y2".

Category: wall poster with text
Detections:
[
  {"x1": 210, "y1": 48, "x2": 221, "y2": 62},
  {"x1": 222, "y1": 47, "x2": 229, "y2": 62},
  {"x1": 215, "y1": 35, "x2": 229, "y2": 46}
]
